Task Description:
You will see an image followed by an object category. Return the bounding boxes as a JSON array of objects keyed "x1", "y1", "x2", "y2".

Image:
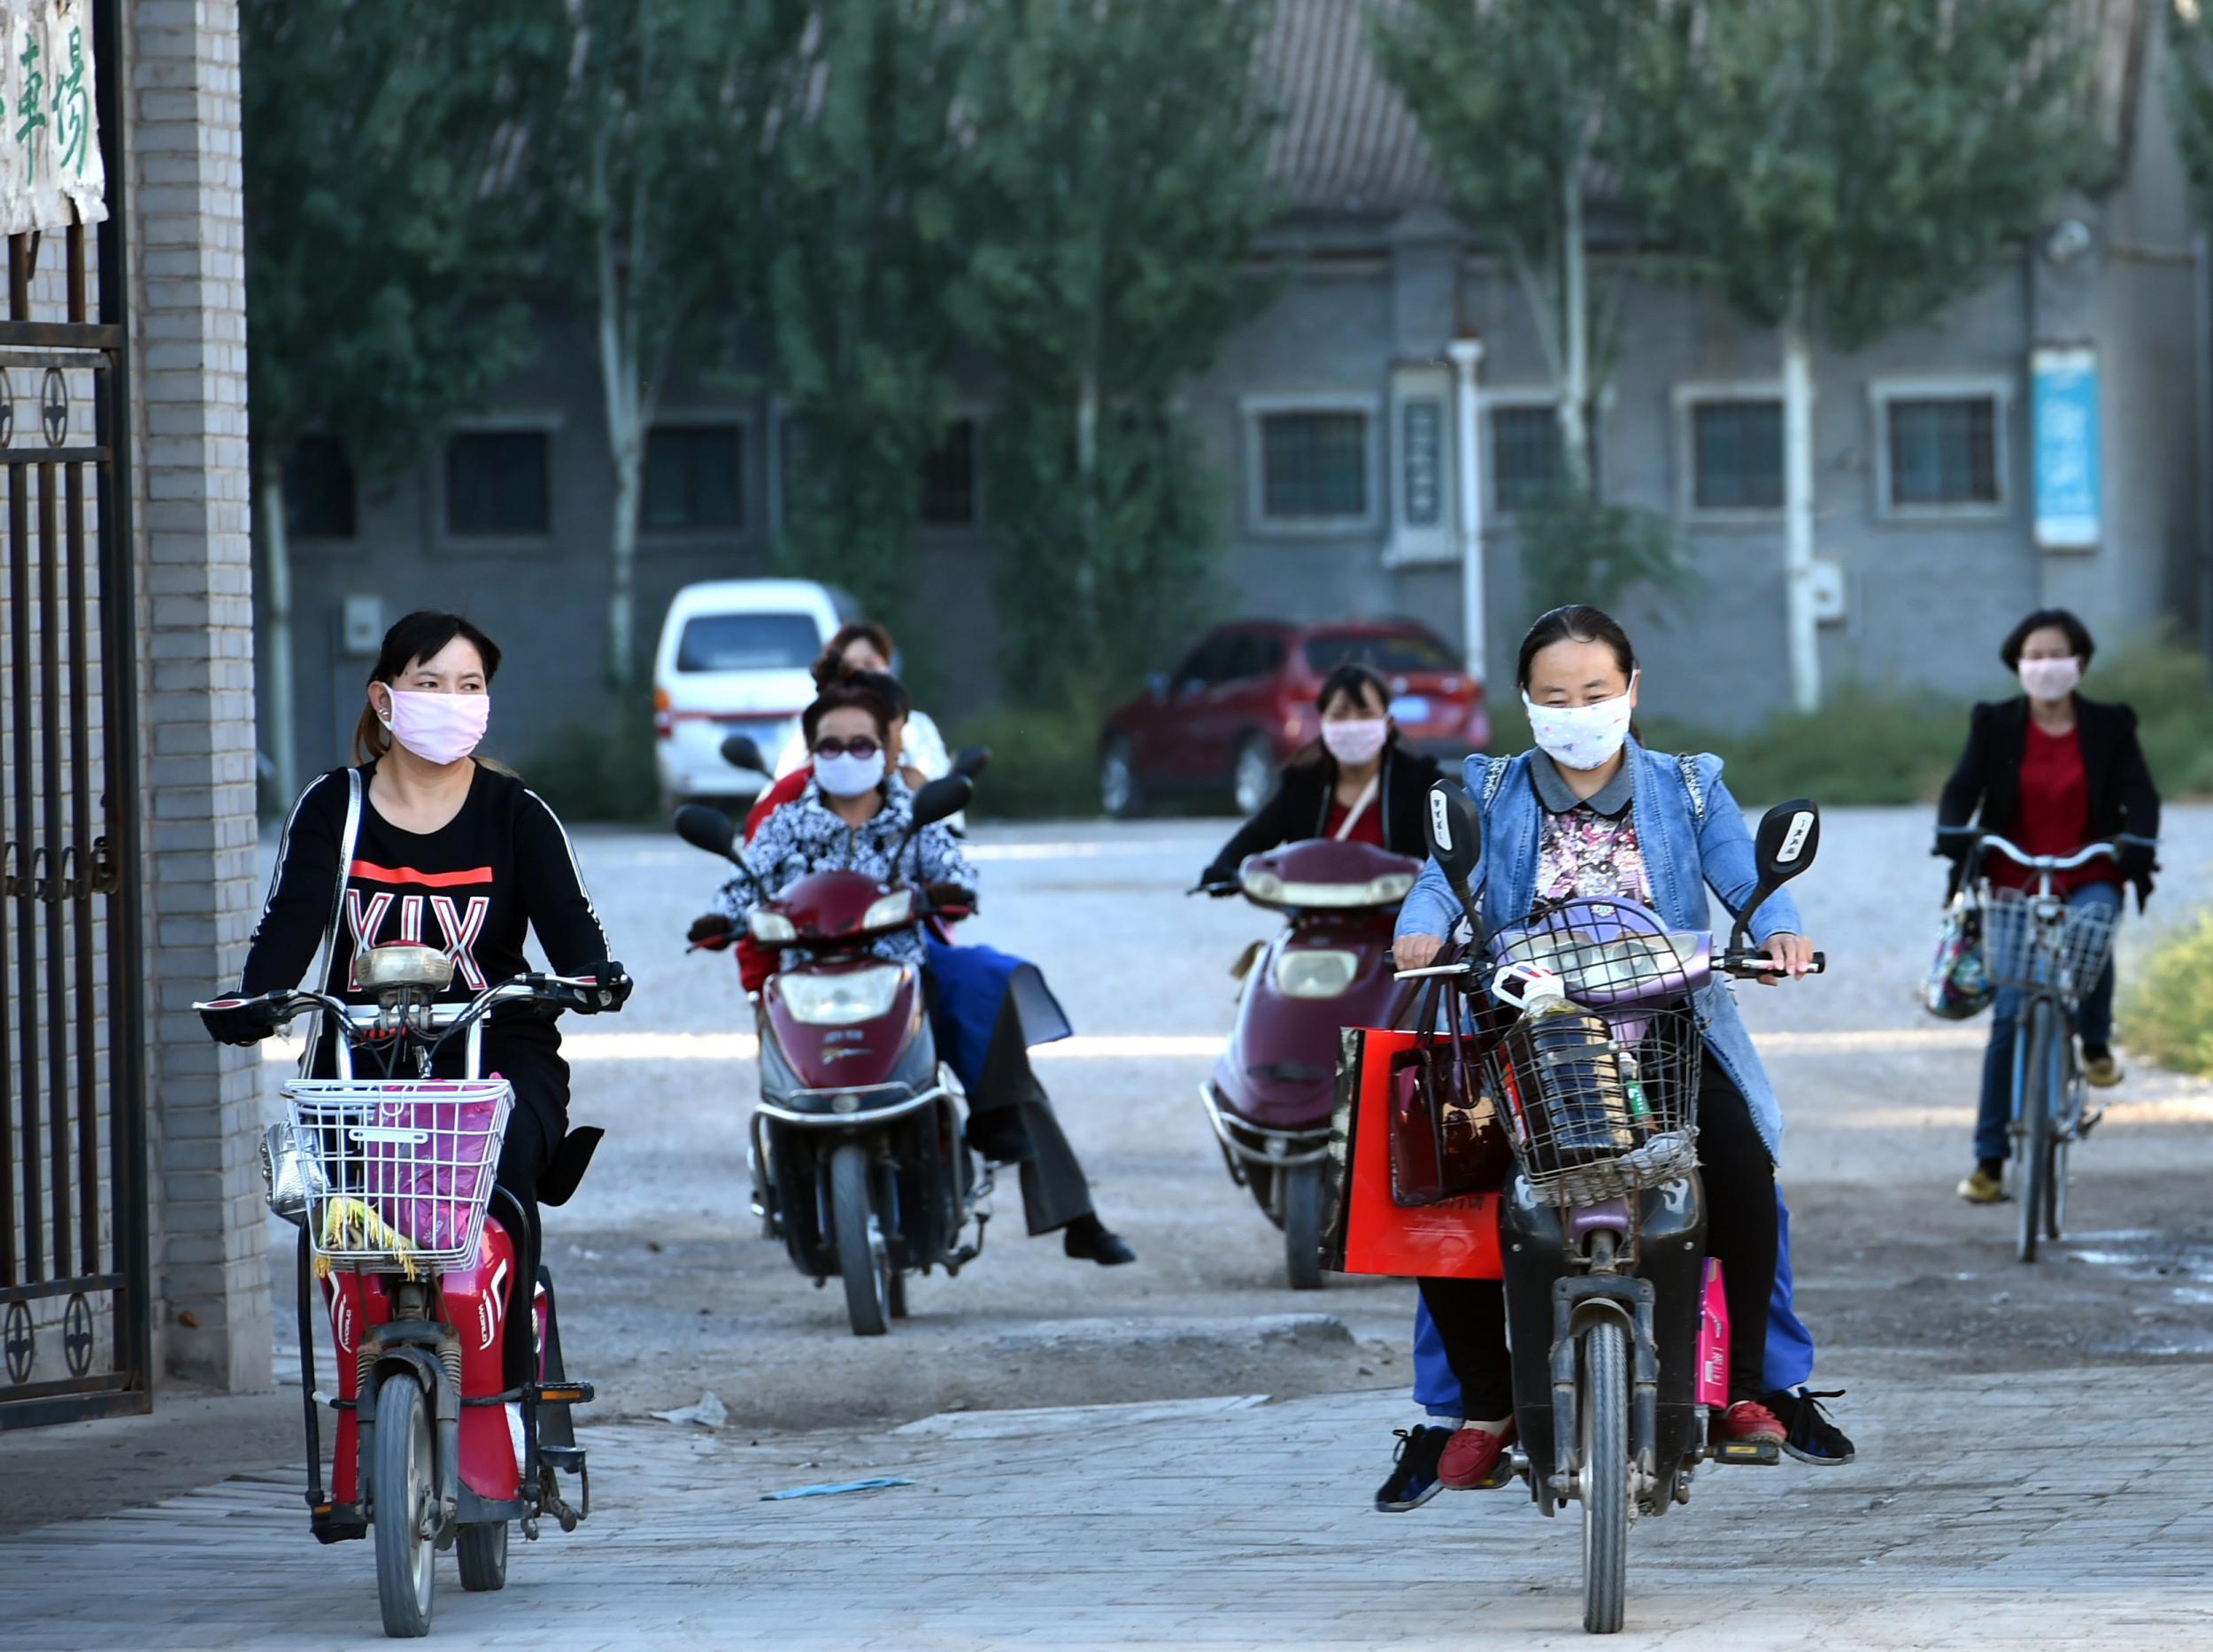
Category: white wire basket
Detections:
[
  {"x1": 1978, "y1": 887, "x2": 2119, "y2": 1001},
  {"x1": 280, "y1": 1078, "x2": 513, "y2": 1272}
]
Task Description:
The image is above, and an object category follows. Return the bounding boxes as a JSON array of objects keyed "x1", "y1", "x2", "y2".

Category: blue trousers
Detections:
[
  {"x1": 1973, "y1": 881, "x2": 2118, "y2": 1165},
  {"x1": 1413, "y1": 1183, "x2": 1816, "y2": 1416}
]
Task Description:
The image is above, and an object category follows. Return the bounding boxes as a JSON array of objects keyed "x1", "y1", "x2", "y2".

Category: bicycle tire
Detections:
[
  {"x1": 2016, "y1": 1000, "x2": 2055, "y2": 1265},
  {"x1": 1579, "y1": 1321, "x2": 1630, "y2": 1634}
]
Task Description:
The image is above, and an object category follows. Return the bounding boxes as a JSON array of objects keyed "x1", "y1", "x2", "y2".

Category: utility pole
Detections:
[{"x1": 1447, "y1": 335, "x2": 1487, "y2": 682}]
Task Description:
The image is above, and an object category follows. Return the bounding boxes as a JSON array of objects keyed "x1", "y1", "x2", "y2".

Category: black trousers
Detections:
[
  {"x1": 1419, "y1": 1053, "x2": 1777, "y2": 1417},
  {"x1": 488, "y1": 1041, "x2": 568, "y2": 1393},
  {"x1": 968, "y1": 994, "x2": 1096, "y2": 1235}
]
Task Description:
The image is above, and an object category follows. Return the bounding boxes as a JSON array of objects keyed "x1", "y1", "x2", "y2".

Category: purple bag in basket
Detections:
[{"x1": 360, "y1": 1082, "x2": 508, "y2": 1255}]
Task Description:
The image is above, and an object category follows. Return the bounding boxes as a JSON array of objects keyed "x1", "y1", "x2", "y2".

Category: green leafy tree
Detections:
[
  {"x1": 513, "y1": 0, "x2": 807, "y2": 688},
  {"x1": 1629, "y1": 0, "x2": 2096, "y2": 709},
  {"x1": 1371, "y1": 0, "x2": 1690, "y2": 630},
  {"x1": 243, "y1": 0, "x2": 534, "y2": 799},
  {"x1": 955, "y1": 0, "x2": 1278, "y2": 706},
  {"x1": 760, "y1": 0, "x2": 975, "y2": 640}
]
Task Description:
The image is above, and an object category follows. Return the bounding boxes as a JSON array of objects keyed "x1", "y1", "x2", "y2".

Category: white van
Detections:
[{"x1": 652, "y1": 579, "x2": 860, "y2": 811}]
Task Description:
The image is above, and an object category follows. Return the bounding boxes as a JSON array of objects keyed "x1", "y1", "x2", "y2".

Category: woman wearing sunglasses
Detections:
[{"x1": 719, "y1": 680, "x2": 1134, "y2": 1265}]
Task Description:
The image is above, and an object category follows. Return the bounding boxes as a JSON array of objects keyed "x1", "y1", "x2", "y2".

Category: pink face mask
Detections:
[
  {"x1": 379, "y1": 688, "x2": 490, "y2": 767},
  {"x1": 2017, "y1": 656, "x2": 2081, "y2": 703},
  {"x1": 1321, "y1": 718, "x2": 1389, "y2": 767}
]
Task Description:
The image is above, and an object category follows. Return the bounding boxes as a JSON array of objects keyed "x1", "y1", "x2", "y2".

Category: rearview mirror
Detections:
[
  {"x1": 1754, "y1": 800, "x2": 1820, "y2": 884},
  {"x1": 951, "y1": 745, "x2": 992, "y2": 780},
  {"x1": 1425, "y1": 778, "x2": 1482, "y2": 896},
  {"x1": 674, "y1": 802, "x2": 740, "y2": 861},
  {"x1": 912, "y1": 775, "x2": 974, "y2": 830},
  {"x1": 720, "y1": 734, "x2": 767, "y2": 774}
]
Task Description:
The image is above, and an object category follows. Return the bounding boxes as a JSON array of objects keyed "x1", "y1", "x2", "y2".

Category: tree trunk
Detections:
[
  {"x1": 595, "y1": 217, "x2": 642, "y2": 691},
  {"x1": 1558, "y1": 151, "x2": 1592, "y2": 493},
  {"x1": 254, "y1": 447, "x2": 298, "y2": 806},
  {"x1": 1781, "y1": 313, "x2": 1820, "y2": 714}
]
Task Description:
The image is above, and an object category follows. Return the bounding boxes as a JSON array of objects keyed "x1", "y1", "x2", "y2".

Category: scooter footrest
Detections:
[
  {"x1": 541, "y1": 1444, "x2": 587, "y2": 1474},
  {"x1": 530, "y1": 1380, "x2": 594, "y2": 1407},
  {"x1": 1712, "y1": 1440, "x2": 1781, "y2": 1466}
]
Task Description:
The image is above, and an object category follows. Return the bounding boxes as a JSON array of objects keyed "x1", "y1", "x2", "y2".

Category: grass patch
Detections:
[{"x1": 2119, "y1": 908, "x2": 2213, "y2": 1077}]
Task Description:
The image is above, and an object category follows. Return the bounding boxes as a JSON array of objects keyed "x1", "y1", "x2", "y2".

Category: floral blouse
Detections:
[{"x1": 1536, "y1": 807, "x2": 1653, "y2": 905}]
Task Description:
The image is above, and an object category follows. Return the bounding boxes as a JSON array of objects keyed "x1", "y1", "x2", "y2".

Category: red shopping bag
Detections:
[{"x1": 1322, "y1": 1025, "x2": 1503, "y2": 1279}]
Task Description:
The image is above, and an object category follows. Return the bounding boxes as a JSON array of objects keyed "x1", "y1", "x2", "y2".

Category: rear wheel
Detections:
[
  {"x1": 1282, "y1": 1162, "x2": 1325, "y2": 1292},
  {"x1": 1579, "y1": 1322, "x2": 1631, "y2": 1635},
  {"x1": 2016, "y1": 1002, "x2": 2055, "y2": 1265},
  {"x1": 456, "y1": 1523, "x2": 508, "y2": 1593},
  {"x1": 373, "y1": 1375, "x2": 436, "y2": 1638},
  {"x1": 1099, "y1": 737, "x2": 1145, "y2": 820},
  {"x1": 829, "y1": 1143, "x2": 890, "y2": 1337},
  {"x1": 1231, "y1": 736, "x2": 1275, "y2": 817}
]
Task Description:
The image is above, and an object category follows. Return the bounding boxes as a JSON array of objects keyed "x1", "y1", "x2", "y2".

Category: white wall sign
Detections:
[{"x1": 0, "y1": 2, "x2": 103, "y2": 236}]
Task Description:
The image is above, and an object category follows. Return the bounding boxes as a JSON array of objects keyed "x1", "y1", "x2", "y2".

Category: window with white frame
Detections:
[
  {"x1": 1491, "y1": 402, "x2": 1603, "y2": 513},
  {"x1": 1881, "y1": 390, "x2": 2002, "y2": 509},
  {"x1": 1255, "y1": 407, "x2": 1370, "y2": 521},
  {"x1": 1686, "y1": 398, "x2": 1783, "y2": 513}
]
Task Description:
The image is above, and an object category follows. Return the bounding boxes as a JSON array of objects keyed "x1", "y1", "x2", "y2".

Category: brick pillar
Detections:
[{"x1": 127, "y1": 0, "x2": 268, "y2": 1392}]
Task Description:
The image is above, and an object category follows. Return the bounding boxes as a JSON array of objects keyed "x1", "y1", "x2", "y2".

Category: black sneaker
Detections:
[
  {"x1": 1759, "y1": 1387, "x2": 1855, "y2": 1466},
  {"x1": 1374, "y1": 1424, "x2": 1453, "y2": 1512}
]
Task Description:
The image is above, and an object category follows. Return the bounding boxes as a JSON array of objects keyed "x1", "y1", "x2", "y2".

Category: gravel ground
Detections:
[{"x1": 244, "y1": 803, "x2": 2213, "y2": 1434}]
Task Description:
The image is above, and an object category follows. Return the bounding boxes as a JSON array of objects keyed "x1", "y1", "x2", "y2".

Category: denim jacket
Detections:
[{"x1": 1396, "y1": 741, "x2": 1801, "y2": 1161}]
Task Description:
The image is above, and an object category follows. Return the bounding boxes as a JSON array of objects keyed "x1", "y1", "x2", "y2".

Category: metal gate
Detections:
[{"x1": 0, "y1": 0, "x2": 146, "y2": 1429}]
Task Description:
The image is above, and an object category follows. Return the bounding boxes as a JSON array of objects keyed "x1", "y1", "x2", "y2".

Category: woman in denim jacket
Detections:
[{"x1": 1384, "y1": 606, "x2": 1823, "y2": 1499}]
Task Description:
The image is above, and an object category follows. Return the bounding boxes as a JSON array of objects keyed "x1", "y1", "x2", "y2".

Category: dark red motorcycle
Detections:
[
  {"x1": 1196, "y1": 838, "x2": 1421, "y2": 1287},
  {"x1": 675, "y1": 775, "x2": 988, "y2": 1336}
]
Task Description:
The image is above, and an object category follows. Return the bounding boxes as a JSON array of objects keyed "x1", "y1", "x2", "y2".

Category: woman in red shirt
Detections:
[{"x1": 1936, "y1": 608, "x2": 2160, "y2": 1205}]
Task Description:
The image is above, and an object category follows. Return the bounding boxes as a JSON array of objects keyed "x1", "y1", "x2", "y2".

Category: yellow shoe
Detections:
[
  {"x1": 2082, "y1": 1047, "x2": 2122, "y2": 1088},
  {"x1": 1956, "y1": 1168, "x2": 2007, "y2": 1204}
]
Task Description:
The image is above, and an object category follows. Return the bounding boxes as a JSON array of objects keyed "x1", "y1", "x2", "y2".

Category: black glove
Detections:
[
  {"x1": 2117, "y1": 840, "x2": 2156, "y2": 883},
  {"x1": 687, "y1": 912, "x2": 734, "y2": 945},
  {"x1": 201, "y1": 996, "x2": 284, "y2": 1046},
  {"x1": 1199, "y1": 866, "x2": 1237, "y2": 896},
  {"x1": 567, "y1": 961, "x2": 634, "y2": 1015}
]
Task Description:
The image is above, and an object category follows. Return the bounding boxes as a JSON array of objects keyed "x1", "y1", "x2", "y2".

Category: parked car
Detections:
[
  {"x1": 1098, "y1": 618, "x2": 1489, "y2": 818},
  {"x1": 652, "y1": 579, "x2": 860, "y2": 814}
]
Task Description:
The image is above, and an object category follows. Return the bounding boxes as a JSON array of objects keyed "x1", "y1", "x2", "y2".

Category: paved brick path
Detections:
[{"x1": 8, "y1": 1361, "x2": 2209, "y2": 1649}]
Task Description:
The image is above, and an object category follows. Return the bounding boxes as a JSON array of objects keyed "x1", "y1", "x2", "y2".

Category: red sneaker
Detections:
[
  {"x1": 1716, "y1": 1399, "x2": 1786, "y2": 1447},
  {"x1": 1437, "y1": 1420, "x2": 1517, "y2": 1490}
]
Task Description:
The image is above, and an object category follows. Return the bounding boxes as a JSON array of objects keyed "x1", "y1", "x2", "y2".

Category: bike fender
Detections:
[{"x1": 358, "y1": 1346, "x2": 443, "y2": 1513}]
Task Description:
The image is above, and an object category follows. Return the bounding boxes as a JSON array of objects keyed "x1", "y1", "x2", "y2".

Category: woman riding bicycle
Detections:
[
  {"x1": 199, "y1": 611, "x2": 632, "y2": 1392},
  {"x1": 1388, "y1": 605, "x2": 1817, "y2": 1492},
  {"x1": 1935, "y1": 607, "x2": 2160, "y2": 1205},
  {"x1": 1199, "y1": 663, "x2": 1441, "y2": 887},
  {"x1": 717, "y1": 679, "x2": 1135, "y2": 1266}
]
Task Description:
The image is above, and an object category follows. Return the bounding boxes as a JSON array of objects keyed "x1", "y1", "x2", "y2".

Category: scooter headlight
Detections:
[
  {"x1": 751, "y1": 909, "x2": 798, "y2": 944},
  {"x1": 1273, "y1": 948, "x2": 1361, "y2": 999},
  {"x1": 860, "y1": 889, "x2": 916, "y2": 931},
  {"x1": 774, "y1": 965, "x2": 909, "y2": 1025}
]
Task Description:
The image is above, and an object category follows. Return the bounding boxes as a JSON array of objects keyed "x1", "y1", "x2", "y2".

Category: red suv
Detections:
[{"x1": 1099, "y1": 618, "x2": 1490, "y2": 817}]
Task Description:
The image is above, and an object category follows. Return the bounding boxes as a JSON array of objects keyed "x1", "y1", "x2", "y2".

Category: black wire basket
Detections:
[{"x1": 1477, "y1": 899, "x2": 1706, "y2": 1206}]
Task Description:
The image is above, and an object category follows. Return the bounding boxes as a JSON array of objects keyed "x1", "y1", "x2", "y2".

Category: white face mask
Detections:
[
  {"x1": 2018, "y1": 656, "x2": 2081, "y2": 703},
  {"x1": 814, "y1": 750, "x2": 886, "y2": 799},
  {"x1": 1523, "y1": 675, "x2": 1638, "y2": 772}
]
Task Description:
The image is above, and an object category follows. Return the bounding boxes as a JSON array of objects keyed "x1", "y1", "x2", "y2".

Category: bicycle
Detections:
[{"x1": 1941, "y1": 830, "x2": 2154, "y2": 1263}]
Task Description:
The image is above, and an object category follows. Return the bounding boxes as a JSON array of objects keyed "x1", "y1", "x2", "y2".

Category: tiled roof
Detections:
[{"x1": 1261, "y1": 0, "x2": 2149, "y2": 222}]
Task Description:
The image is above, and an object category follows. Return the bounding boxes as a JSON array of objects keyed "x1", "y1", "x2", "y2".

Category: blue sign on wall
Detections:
[{"x1": 2032, "y1": 346, "x2": 2101, "y2": 551}]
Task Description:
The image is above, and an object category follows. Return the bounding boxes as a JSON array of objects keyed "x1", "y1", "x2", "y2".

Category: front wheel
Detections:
[
  {"x1": 1579, "y1": 1322, "x2": 1631, "y2": 1635},
  {"x1": 1281, "y1": 1162, "x2": 1325, "y2": 1292},
  {"x1": 829, "y1": 1142, "x2": 891, "y2": 1337},
  {"x1": 2016, "y1": 1001, "x2": 2056, "y2": 1265},
  {"x1": 373, "y1": 1375, "x2": 436, "y2": 1638},
  {"x1": 456, "y1": 1523, "x2": 508, "y2": 1593}
]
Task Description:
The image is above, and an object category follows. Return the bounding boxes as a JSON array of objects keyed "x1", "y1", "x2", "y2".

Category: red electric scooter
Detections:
[
  {"x1": 197, "y1": 948, "x2": 617, "y2": 1638},
  {"x1": 675, "y1": 771, "x2": 990, "y2": 1336},
  {"x1": 1196, "y1": 838, "x2": 1422, "y2": 1287}
]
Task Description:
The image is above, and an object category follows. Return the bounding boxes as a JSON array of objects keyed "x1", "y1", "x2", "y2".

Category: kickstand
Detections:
[{"x1": 945, "y1": 1209, "x2": 992, "y2": 1277}]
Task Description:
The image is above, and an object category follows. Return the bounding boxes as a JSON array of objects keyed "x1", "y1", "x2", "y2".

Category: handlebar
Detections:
[
  {"x1": 1186, "y1": 882, "x2": 1238, "y2": 899},
  {"x1": 1395, "y1": 947, "x2": 1827, "y2": 984},
  {"x1": 195, "y1": 970, "x2": 613, "y2": 1040},
  {"x1": 1938, "y1": 828, "x2": 2155, "y2": 873}
]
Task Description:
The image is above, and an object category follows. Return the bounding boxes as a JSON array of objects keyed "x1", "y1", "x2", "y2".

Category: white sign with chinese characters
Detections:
[{"x1": 0, "y1": 2, "x2": 102, "y2": 236}]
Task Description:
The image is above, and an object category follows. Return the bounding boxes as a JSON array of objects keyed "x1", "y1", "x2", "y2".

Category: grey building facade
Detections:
[{"x1": 261, "y1": 0, "x2": 2207, "y2": 777}]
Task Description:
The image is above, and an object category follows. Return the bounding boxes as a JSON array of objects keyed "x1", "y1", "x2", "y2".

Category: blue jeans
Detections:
[{"x1": 1974, "y1": 881, "x2": 2119, "y2": 1165}]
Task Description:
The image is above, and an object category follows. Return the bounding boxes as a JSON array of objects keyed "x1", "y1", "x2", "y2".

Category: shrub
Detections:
[
  {"x1": 519, "y1": 691, "x2": 659, "y2": 823},
  {"x1": 945, "y1": 703, "x2": 1104, "y2": 820},
  {"x1": 2119, "y1": 908, "x2": 2213, "y2": 1077}
]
